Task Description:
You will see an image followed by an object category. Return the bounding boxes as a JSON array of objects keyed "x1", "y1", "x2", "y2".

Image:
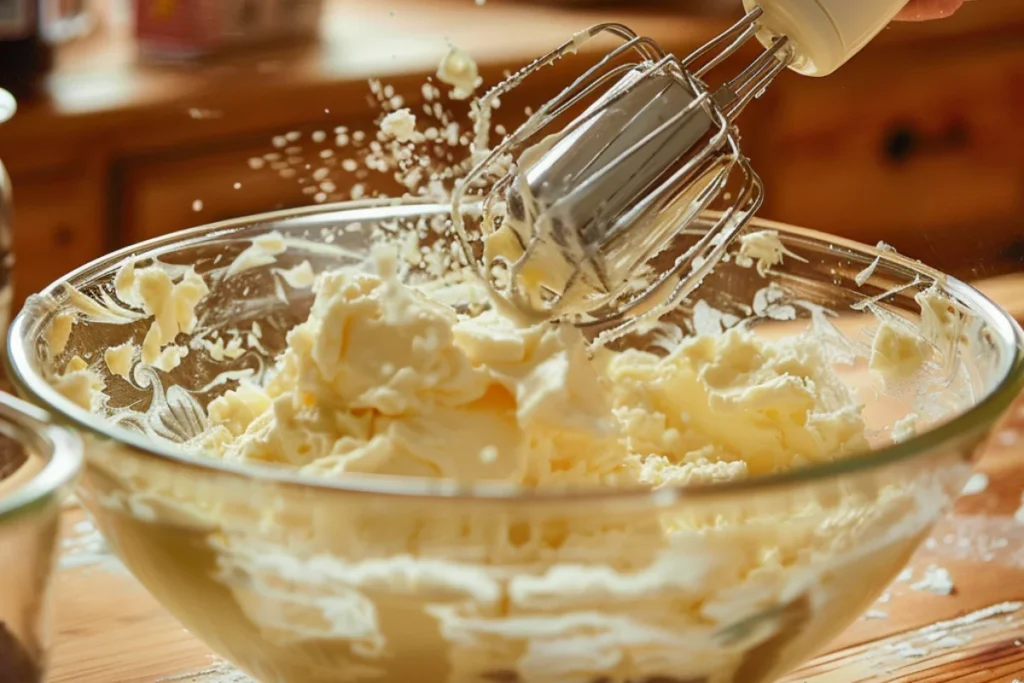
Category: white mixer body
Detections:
[{"x1": 746, "y1": 0, "x2": 909, "y2": 75}]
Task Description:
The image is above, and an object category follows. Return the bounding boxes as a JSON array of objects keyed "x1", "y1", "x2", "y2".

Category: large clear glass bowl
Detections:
[{"x1": 6, "y1": 199, "x2": 1024, "y2": 683}]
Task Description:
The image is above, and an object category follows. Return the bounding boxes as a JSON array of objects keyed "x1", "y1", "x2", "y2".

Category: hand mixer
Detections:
[{"x1": 450, "y1": 0, "x2": 910, "y2": 339}]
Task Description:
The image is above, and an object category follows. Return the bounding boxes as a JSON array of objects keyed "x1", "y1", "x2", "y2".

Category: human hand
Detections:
[{"x1": 894, "y1": 0, "x2": 973, "y2": 21}]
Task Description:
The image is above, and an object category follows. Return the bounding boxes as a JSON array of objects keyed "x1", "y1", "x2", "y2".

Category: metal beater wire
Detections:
[{"x1": 452, "y1": 16, "x2": 787, "y2": 334}]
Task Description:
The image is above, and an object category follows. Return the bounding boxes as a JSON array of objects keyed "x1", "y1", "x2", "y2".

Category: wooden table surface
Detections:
[{"x1": 46, "y1": 284, "x2": 1024, "y2": 683}]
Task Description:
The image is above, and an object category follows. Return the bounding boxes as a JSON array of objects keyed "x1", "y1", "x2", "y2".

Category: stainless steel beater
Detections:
[{"x1": 450, "y1": 0, "x2": 909, "y2": 337}]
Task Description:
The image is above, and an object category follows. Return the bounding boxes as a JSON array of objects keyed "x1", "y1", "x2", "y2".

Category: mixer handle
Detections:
[{"x1": 743, "y1": 0, "x2": 910, "y2": 77}]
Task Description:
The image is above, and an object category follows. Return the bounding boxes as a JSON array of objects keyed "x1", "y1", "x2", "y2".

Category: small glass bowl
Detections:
[
  {"x1": 5, "y1": 200, "x2": 1023, "y2": 683},
  {"x1": 0, "y1": 391, "x2": 82, "y2": 683}
]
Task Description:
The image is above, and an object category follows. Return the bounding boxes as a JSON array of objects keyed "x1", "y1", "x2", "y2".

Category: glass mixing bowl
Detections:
[
  {"x1": 6, "y1": 199, "x2": 1024, "y2": 683},
  {"x1": 0, "y1": 391, "x2": 82, "y2": 683}
]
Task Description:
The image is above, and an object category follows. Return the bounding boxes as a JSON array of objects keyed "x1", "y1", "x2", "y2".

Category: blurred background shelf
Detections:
[{"x1": 0, "y1": 0, "x2": 1022, "y2": 310}]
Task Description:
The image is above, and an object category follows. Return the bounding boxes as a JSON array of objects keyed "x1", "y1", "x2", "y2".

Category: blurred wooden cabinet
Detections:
[
  {"x1": 752, "y1": 37, "x2": 1024, "y2": 276},
  {"x1": 1, "y1": 0, "x2": 1023, "y2": 310},
  {"x1": 12, "y1": 166, "x2": 106, "y2": 303},
  {"x1": 118, "y1": 132, "x2": 329, "y2": 245}
]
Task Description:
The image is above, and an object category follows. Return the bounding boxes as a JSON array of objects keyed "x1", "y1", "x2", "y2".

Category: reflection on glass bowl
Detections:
[
  {"x1": 6, "y1": 200, "x2": 1024, "y2": 683},
  {"x1": 0, "y1": 392, "x2": 82, "y2": 683}
]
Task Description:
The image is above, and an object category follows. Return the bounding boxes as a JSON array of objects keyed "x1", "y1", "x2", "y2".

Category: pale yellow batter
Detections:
[{"x1": 191, "y1": 244, "x2": 867, "y2": 490}]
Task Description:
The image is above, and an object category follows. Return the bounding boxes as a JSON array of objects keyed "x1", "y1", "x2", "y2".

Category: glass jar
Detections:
[{"x1": 0, "y1": 391, "x2": 82, "y2": 682}]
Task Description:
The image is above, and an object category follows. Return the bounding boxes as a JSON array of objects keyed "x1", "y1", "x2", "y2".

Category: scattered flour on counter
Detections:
[
  {"x1": 880, "y1": 601, "x2": 1023, "y2": 665},
  {"x1": 910, "y1": 565, "x2": 955, "y2": 595},
  {"x1": 921, "y1": 514, "x2": 1020, "y2": 565},
  {"x1": 156, "y1": 659, "x2": 252, "y2": 682},
  {"x1": 1016, "y1": 494, "x2": 1024, "y2": 525},
  {"x1": 890, "y1": 643, "x2": 928, "y2": 659},
  {"x1": 927, "y1": 633, "x2": 970, "y2": 649},
  {"x1": 997, "y1": 429, "x2": 1021, "y2": 448}
]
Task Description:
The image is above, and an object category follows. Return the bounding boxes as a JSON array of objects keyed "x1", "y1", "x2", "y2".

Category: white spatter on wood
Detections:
[
  {"x1": 910, "y1": 565, "x2": 955, "y2": 596},
  {"x1": 919, "y1": 514, "x2": 1022, "y2": 566},
  {"x1": 881, "y1": 602, "x2": 1023, "y2": 663},
  {"x1": 59, "y1": 517, "x2": 120, "y2": 571},
  {"x1": 156, "y1": 659, "x2": 252, "y2": 682},
  {"x1": 786, "y1": 600, "x2": 1024, "y2": 679},
  {"x1": 997, "y1": 429, "x2": 1021, "y2": 448}
]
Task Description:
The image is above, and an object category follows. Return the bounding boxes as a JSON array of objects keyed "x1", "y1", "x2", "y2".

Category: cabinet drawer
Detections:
[
  {"x1": 751, "y1": 40, "x2": 1024, "y2": 269},
  {"x1": 13, "y1": 171, "x2": 106, "y2": 307}
]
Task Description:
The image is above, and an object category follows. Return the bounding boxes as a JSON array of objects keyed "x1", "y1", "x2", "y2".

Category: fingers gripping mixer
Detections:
[{"x1": 451, "y1": 0, "x2": 910, "y2": 338}]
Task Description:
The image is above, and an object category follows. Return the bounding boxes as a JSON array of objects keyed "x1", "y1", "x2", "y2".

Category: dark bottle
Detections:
[{"x1": 0, "y1": 1, "x2": 53, "y2": 99}]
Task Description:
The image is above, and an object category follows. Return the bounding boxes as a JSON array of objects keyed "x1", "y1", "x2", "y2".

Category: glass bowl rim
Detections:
[
  {"x1": 5, "y1": 198, "x2": 1023, "y2": 504},
  {"x1": 0, "y1": 390, "x2": 83, "y2": 522}
]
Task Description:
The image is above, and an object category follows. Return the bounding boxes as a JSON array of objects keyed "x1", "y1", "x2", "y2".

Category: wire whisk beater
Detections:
[{"x1": 451, "y1": 8, "x2": 792, "y2": 338}]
